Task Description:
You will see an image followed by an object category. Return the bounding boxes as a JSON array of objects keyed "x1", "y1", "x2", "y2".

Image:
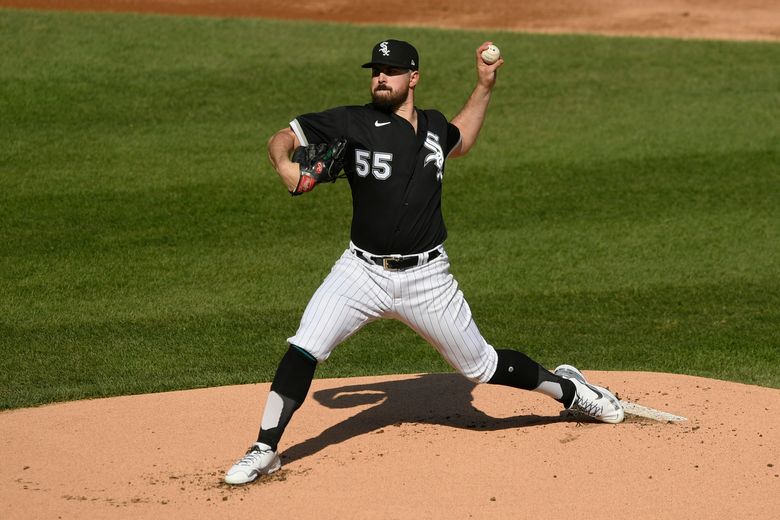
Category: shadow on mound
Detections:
[{"x1": 282, "y1": 373, "x2": 576, "y2": 465}]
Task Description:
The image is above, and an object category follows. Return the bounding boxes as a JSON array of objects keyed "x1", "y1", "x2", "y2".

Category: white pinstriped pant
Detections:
[{"x1": 288, "y1": 244, "x2": 499, "y2": 383}]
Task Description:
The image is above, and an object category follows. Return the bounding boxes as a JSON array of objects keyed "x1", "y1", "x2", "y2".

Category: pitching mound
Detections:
[{"x1": 1, "y1": 371, "x2": 778, "y2": 519}]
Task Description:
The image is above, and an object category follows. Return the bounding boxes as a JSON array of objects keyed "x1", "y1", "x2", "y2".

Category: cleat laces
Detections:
[
  {"x1": 236, "y1": 446, "x2": 270, "y2": 467},
  {"x1": 572, "y1": 395, "x2": 604, "y2": 418}
]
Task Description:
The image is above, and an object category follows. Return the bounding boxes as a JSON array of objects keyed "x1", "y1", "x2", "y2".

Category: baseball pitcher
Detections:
[{"x1": 225, "y1": 39, "x2": 624, "y2": 485}]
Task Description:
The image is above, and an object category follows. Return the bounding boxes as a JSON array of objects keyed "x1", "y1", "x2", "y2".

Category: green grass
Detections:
[{"x1": 1, "y1": 9, "x2": 778, "y2": 409}]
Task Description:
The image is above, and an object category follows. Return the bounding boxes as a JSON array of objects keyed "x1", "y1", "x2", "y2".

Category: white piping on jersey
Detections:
[
  {"x1": 446, "y1": 133, "x2": 462, "y2": 159},
  {"x1": 289, "y1": 119, "x2": 308, "y2": 146}
]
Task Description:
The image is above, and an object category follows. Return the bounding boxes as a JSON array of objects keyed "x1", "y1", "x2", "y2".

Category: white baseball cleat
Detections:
[
  {"x1": 554, "y1": 364, "x2": 624, "y2": 424},
  {"x1": 224, "y1": 442, "x2": 281, "y2": 485}
]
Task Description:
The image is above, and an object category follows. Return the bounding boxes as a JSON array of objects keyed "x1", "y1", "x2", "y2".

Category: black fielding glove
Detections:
[{"x1": 290, "y1": 137, "x2": 347, "y2": 196}]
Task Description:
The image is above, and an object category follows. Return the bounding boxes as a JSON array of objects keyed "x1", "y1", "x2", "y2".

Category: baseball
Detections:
[{"x1": 481, "y1": 44, "x2": 500, "y2": 65}]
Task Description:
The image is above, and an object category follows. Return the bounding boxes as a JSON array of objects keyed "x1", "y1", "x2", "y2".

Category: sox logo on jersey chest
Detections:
[{"x1": 423, "y1": 131, "x2": 445, "y2": 181}]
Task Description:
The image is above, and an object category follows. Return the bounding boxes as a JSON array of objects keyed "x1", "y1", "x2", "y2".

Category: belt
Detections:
[{"x1": 353, "y1": 246, "x2": 442, "y2": 271}]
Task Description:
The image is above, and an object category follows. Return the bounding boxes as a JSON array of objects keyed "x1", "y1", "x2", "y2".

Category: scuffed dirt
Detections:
[{"x1": 1, "y1": 372, "x2": 778, "y2": 519}]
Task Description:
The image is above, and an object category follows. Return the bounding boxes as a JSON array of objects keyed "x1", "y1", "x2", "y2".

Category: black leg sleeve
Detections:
[
  {"x1": 257, "y1": 345, "x2": 317, "y2": 450},
  {"x1": 488, "y1": 349, "x2": 575, "y2": 406},
  {"x1": 488, "y1": 349, "x2": 542, "y2": 390}
]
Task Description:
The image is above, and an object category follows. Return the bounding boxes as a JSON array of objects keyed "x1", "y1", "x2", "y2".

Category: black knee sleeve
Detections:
[{"x1": 270, "y1": 344, "x2": 317, "y2": 404}]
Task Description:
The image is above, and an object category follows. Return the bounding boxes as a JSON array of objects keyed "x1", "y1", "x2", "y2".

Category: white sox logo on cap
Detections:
[{"x1": 362, "y1": 39, "x2": 419, "y2": 71}]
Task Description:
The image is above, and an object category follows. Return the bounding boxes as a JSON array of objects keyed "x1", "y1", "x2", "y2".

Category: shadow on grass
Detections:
[{"x1": 281, "y1": 373, "x2": 576, "y2": 465}]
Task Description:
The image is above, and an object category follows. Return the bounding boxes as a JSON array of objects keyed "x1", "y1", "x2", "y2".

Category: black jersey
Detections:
[{"x1": 290, "y1": 104, "x2": 461, "y2": 255}]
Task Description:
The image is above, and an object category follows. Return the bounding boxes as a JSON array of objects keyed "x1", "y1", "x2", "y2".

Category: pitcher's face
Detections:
[{"x1": 370, "y1": 65, "x2": 417, "y2": 112}]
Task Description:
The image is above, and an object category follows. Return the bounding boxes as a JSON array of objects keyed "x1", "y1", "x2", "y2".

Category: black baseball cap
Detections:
[{"x1": 361, "y1": 39, "x2": 419, "y2": 71}]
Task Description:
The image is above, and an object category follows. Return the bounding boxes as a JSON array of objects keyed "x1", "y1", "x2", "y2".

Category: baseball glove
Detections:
[{"x1": 290, "y1": 137, "x2": 347, "y2": 196}]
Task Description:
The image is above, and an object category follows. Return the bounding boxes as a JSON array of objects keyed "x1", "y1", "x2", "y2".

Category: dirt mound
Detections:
[{"x1": 1, "y1": 372, "x2": 778, "y2": 519}]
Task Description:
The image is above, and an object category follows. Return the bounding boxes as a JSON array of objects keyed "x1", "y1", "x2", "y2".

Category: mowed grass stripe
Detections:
[{"x1": 1, "y1": 9, "x2": 778, "y2": 408}]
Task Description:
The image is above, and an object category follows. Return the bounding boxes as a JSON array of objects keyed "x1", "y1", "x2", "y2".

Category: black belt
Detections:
[{"x1": 354, "y1": 248, "x2": 441, "y2": 271}]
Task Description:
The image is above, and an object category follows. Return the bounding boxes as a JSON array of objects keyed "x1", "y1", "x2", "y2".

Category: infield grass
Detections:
[{"x1": 1, "y1": 9, "x2": 778, "y2": 409}]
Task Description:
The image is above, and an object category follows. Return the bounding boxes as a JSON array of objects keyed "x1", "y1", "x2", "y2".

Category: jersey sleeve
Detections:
[
  {"x1": 445, "y1": 122, "x2": 461, "y2": 157},
  {"x1": 289, "y1": 106, "x2": 348, "y2": 146}
]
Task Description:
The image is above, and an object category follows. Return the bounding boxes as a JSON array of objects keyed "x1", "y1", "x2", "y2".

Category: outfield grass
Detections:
[{"x1": 1, "y1": 9, "x2": 778, "y2": 409}]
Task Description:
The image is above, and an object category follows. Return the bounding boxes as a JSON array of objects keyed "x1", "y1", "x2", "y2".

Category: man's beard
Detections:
[{"x1": 371, "y1": 84, "x2": 409, "y2": 113}]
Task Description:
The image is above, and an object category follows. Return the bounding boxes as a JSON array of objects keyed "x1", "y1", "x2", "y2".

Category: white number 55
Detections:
[{"x1": 355, "y1": 149, "x2": 393, "y2": 180}]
